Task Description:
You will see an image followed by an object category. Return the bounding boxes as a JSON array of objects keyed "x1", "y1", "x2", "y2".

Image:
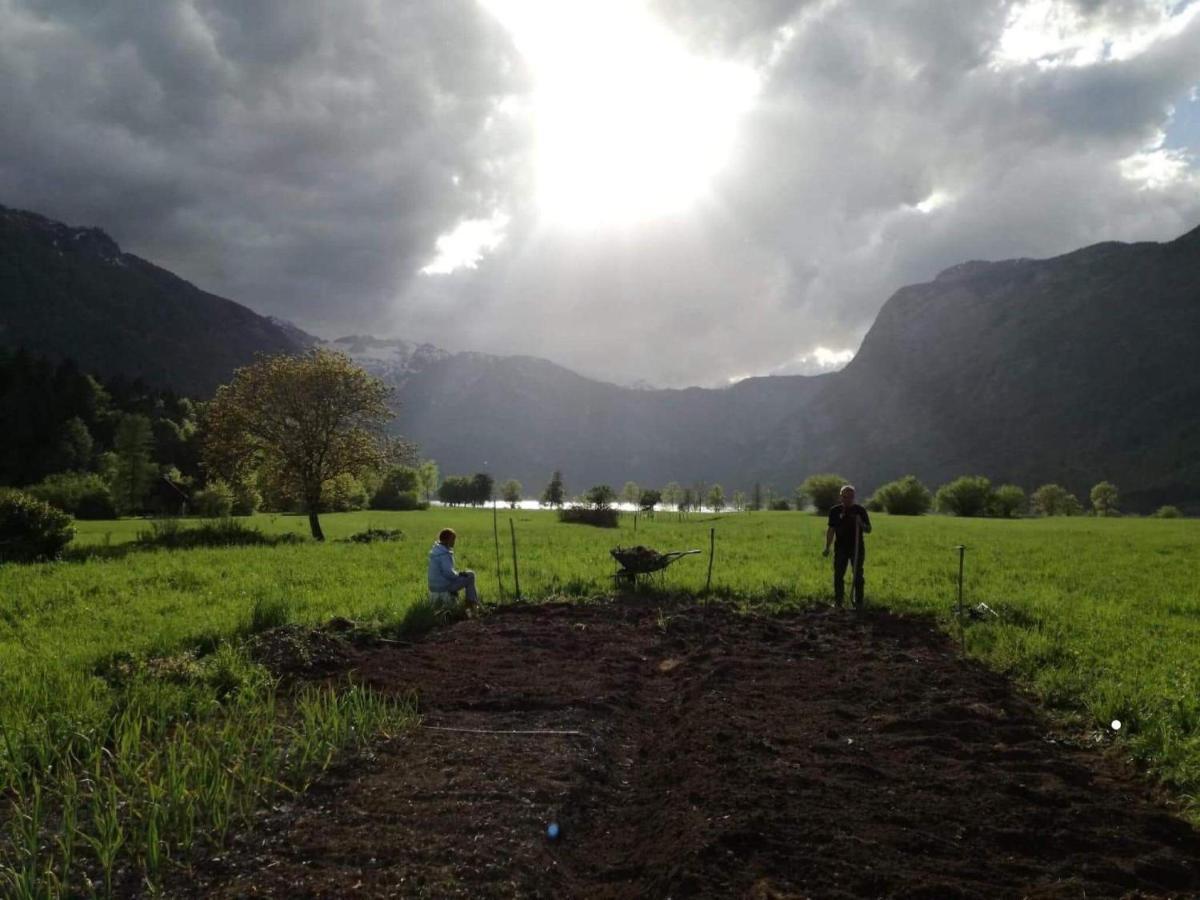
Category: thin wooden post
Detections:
[
  {"x1": 955, "y1": 545, "x2": 966, "y2": 653},
  {"x1": 493, "y1": 500, "x2": 503, "y2": 601},
  {"x1": 705, "y1": 527, "x2": 715, "y2": 595},
  {"x1": 509, "y1": 518, "x2": 521, "y2": 601}
]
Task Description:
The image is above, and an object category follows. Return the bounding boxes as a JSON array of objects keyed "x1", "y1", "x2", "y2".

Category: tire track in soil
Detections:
[{"x1": 173, "y1": 601, "x2": 1200, "y2": 899}]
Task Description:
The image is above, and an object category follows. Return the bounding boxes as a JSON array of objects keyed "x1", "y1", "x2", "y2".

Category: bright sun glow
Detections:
[{"x1": 482, "y1": 0, "x2": 759, "y2": 227}]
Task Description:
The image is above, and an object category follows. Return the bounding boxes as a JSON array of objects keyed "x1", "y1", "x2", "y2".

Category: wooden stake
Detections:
[
  {"x1": 956, "y1": 544, "x2": 966, "y2": 653},
  {"x1": 705, "y1": 527, "x2": 715, "y2": 595},
  {"x1": 509, "y1": 517, "x2": 521, "y2": 601},
  {"x1": 493, "y1": 500, "x2": 503, "y2": 601}
]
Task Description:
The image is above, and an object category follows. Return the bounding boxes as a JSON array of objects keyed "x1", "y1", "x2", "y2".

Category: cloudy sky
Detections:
[{"x1": 2, "y1": 0, "x2": 1198, "y2": 387}]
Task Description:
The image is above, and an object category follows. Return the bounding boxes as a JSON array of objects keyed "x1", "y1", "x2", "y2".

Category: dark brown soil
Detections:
[{"x1": 175, "y1": 600, "x2": 1200, "y2": 898}]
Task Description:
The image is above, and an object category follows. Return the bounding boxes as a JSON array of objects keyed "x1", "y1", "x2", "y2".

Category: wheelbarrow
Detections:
[{"x1": 610, "y1": 545, "x2": 702, "y2": 584}]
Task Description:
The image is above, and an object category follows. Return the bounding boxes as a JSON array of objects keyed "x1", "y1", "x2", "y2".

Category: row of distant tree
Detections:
[
  {"x1": 5, "y1": 349, "x2": 1184, "y2": 542},
  {"x1": 498, "y1": 471, "x2": 1182, "y2": 519}
]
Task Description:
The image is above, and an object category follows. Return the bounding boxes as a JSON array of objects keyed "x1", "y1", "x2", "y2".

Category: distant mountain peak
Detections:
[
  {"x1": 0, "y1": 203, "x2": 312, "y2": 394},
  {"x1": 326, "y1": 334, "x2": 451, "y2": 378},
  {"x1": 933, "y1": 257, "x2": 1034, "y2": 283},
  {"x1": 266, "y1": 316, "x2": 321, "y2": 348},
  {"x1": 2, "y1": 204, "x2": 125, "y2": 265}
]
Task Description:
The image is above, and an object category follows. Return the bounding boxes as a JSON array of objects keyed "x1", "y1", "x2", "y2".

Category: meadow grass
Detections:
[{"x1": 0, "y1": 508, "x2": 1198, "y2": 893}]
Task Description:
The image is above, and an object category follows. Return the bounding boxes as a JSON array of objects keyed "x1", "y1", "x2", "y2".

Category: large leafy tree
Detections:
[
  {"x1": 204, "y1": 349, "x2": 403, "y2": 540},
  {"x1": 1090, "y1": 481, "x2": 1120, "y2": 517},
  {"x1": 501, "y1": 478, "x2": 523, "y2": 508},
  {"x1": 1031, "y1": 483, "x2": 1082, "y2": 517}
]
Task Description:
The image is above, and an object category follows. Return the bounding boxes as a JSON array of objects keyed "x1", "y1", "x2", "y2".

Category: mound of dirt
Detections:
[
  {"x1": 179, "y1": 600, "x2": 1200, "y2": 898},
  {"x1": 246, "y1": 624, "x2": 358, "y2": 678}
]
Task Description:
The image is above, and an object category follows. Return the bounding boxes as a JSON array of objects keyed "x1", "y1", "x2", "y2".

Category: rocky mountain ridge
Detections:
[
  {"x1": 3, "y1": 202, "x2": 1197, "y2": 510},
  {"x1": 0, "y1": 204, "x2": 311, "y2": 395}
]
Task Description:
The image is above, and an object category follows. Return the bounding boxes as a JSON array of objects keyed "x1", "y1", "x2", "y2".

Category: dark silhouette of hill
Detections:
[{"x1": 0, "y1": 204, "x2": 313, "y2": 395}]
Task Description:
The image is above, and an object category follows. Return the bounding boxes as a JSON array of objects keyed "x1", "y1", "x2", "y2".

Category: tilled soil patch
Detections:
[{"x1": 175, "y1": 600, "x2": 1200, "y2": 898}]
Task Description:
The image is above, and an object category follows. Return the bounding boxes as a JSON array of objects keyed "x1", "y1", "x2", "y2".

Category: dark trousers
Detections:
[{"x1": 833, "y1": 543, "x2": 866, "y2": 607}]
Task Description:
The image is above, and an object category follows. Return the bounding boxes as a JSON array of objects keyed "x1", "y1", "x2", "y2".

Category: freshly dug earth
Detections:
[{"x1": 179, "y1": 600, "x2": 1200, "y2": 898}]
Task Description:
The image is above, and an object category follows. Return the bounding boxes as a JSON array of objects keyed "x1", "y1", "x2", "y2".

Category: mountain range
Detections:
[
  {"x1": 0, "y1": 204, "x2": 311, "y2": 395},
  {"x1": 2, "y1": 202, "x2": 1197, "y2": 511}
]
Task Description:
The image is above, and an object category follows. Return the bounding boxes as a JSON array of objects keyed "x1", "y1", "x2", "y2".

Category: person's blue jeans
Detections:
[{"x1": 444, "y1": 570, "x2": 479, "y2": 605}]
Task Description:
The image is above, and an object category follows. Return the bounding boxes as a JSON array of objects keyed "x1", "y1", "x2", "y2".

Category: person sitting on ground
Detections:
[{"x1": 428, "y1": 528, "x2": 480, "y2": 607}]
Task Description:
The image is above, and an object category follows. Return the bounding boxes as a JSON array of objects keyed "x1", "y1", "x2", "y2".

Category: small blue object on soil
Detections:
[{"x1": 547, "y1": 822, "x2": 560, "y2": 840}]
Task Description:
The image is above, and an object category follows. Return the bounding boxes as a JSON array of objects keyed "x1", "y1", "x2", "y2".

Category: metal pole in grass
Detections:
[
  {"x1": 955, "y1": 544, "x2": 966, "y2": 653},
  {"x1": 705, "y1": 527, "x2": 715, "y2": 596},
  {"x1": 509, "y1": 518, "x2": 521, "y2": 601}
]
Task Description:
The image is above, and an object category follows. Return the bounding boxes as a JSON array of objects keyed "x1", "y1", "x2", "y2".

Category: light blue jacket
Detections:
[{"x1": 428, "y1": 541, "x2": 458, "y2": 592}]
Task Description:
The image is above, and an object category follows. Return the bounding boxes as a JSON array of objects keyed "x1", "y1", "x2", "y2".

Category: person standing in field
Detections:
[
  {"x1": 822, "y1": 484, "x2": 872, "y2": 608},
  {"x1": 428, "y1": 528, "x2": 480, "y2": 607}
]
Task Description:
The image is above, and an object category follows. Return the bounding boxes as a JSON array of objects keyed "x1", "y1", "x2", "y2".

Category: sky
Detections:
[{"x1": 1, "y1": 0, "x2": 1198, "y2": 388}]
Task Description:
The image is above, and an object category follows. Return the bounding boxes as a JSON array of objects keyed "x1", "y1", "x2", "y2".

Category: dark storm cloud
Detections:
[
  {"x1": 2, "y1": 0, "x2": 1198, "y2": 386},
  {"x1": 0, "y1": 0, "x2": 530, "y2": 330}
]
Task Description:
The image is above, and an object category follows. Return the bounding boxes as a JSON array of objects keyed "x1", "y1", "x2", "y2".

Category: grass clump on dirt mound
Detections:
[
  {"x1": 344, "y1": 527, "x2": 405, "y2": 544},
  {"x1": 135, "y1": 517, "x2": 305, "y2": 550}
]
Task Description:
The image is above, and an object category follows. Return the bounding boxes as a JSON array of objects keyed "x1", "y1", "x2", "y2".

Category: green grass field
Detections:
[{"x1": 1, "y1": 508, "x2": 1198, "y2": 893}]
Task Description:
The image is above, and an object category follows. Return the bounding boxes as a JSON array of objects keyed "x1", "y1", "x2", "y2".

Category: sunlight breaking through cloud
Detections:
[
  {"x1": 992, "y1": 0, "x2": 1200, "y2": 69},
  {"x1": 420, "y1": 211, "x2": 511, "y2": 275}
]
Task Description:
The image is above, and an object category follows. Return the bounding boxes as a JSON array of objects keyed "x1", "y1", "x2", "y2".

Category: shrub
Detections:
[
  {"x1": 935, "y1": 476, "x2": 994, "y2": 517},
  {"x1": 1154, "y1": 505, "x2": 1183, "y2": 519},
  {"x1": 25, "y1": 472, "x2": 117, "y2": 519},
  {"x1": 372, "y1": 466, "x2": 421, "y2": 510},
  {"x1": 991, "y1": 484, "x2": 1027, "y2": 518},
  {"x1": 1031, "y1": 483, "x2": 1083, "y2": 517},
  {"x1": 799, "y1": 474, "x2": 847, "y2": 514},
  {"x1": 230, "y1": 480, "x2": 262, "y2": 516},
  {"x1": 192, "y1": 480, "x2": 235, "y2": 518},
  {"x1": 769, "y1": 498, "x2": 791, "y2": 511},
  {"x1": 136, "y1": 518, "x2": 302, "y2": 550},
  {"x1": 559, "y1": 507, "x2": 619, "y2": 528},
  {"x1": 346, "y1": 528, "x2": 405, "y2": 544},
  {"x1": 870, "y1": 475, "x2": 932, "y2": 516},
  {"x1": 0, "y1": 488, "x2": 75, "y2": 562},
  {"x1": 323, "y1": 473, "x2": 369, "y2": 512}
]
